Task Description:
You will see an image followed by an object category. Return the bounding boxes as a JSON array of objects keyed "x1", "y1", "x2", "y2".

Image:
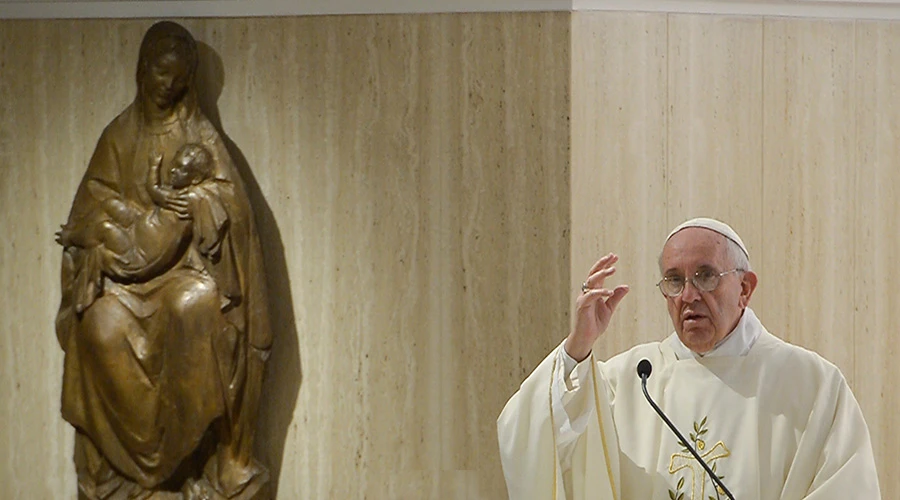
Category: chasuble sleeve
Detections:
[
  {"x1": 780, "y1": 364, "x2": 881, "y2": 499},
  {"x1": 801, "y1": 375, "x2": 880, "y2": 499},
  {"x1": 498, "y1": 343, "x2": 620, "y2": 500}
]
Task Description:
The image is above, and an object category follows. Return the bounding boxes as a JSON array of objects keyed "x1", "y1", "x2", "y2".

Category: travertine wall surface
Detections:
[{"x1": 1, "y1": 10, "x2": 898, "y2": 499}]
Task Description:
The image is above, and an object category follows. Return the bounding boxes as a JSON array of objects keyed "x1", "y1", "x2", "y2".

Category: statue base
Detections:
[{"x1": 77, "y1": 467, "x2": 270, "y2": 500}]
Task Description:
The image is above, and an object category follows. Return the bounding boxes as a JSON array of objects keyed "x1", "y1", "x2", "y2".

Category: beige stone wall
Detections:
[
  {"x1": 571, "y1": 12, "x2": 899, "y2": 498},
  {"x1": 0, "y1": 14, "x2": 570, "y2": 499},
  {"x1": 1, "y1": 10, "x2": 899, "y2": 500}
]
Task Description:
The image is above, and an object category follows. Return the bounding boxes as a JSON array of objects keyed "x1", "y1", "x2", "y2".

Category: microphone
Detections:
[
  {"x1": 637, "y1": 358, "x2": 652, "y2": 379},
  {"x1": 636, "y1": 358, "x2": 736, "y2": 500}
]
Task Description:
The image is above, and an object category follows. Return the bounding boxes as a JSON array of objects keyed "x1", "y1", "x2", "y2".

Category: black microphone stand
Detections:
[{"x1": 640, "y1": 371, "x2": 736, "y2": 500}]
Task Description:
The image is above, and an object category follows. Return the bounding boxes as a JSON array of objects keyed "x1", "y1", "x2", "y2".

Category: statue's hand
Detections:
[
  {"x1": 98, "y1": 246, "x2": 131, "y2": 279},
  {"x1": 147, "y1": 152, "x2": 189, "y2": 218},
  {"x1": 99, "y1": 246, "x2": 151, "y2": 282},
  {"x1": 151, "y1": 186, "x2": 192, "y2": 219}
]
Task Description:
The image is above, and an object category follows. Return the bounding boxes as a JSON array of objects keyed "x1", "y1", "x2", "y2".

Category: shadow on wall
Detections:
[{"x1": 196, "y1": 42, "x2": 303, "y2": 497}]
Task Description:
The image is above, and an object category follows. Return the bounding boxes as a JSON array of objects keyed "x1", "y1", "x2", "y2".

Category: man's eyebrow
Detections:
[{"x1": 663, "y1": 264, "x2": 716, "y2": 276}]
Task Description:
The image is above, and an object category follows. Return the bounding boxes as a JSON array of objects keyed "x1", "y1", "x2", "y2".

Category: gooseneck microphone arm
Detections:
[{"x1": 637, "y1": 359, "x2": 736, "y2": 500}]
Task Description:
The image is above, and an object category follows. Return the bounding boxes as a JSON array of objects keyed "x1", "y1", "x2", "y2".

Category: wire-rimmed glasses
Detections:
[{"x1": 657, "y1": 269, "x2": 743, "y2": 298}]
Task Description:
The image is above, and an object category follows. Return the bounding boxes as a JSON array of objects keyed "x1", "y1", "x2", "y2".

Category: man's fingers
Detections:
[
  {"x1": 605, "y1": 285, "x2": 630, "y2": 313},
  {"x1": 577, "y1": 285, "x2": 629, "y2": 315},
  {"x1": 585, "y1": 265, "x2": 617, "y2": 289},
  {"x1": 586, "y1": 253, "x2": 618, "y2": 275},
  {"x1": 576, "y1": 287, "x2": 615, "y2": 308}
]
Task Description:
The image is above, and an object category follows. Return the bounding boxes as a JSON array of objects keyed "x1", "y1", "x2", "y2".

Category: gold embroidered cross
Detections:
[{"x1": 668, "y1": 441, "x2": 730, "y2": 500}]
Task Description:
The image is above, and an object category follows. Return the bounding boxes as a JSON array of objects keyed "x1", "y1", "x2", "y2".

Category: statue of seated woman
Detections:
[{"x1": 55, "y1": 21, "x2": 272, "y2": 500}]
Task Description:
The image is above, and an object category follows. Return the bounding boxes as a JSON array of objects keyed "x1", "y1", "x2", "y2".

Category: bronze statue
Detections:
[{"x1": 55, "y1": 21, "x2": 272, "y2": 499}]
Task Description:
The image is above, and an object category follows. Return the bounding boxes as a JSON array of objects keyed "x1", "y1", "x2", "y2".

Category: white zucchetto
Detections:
[{"x1": 665, "y1": 217, "x2": 749, "y2": 260}]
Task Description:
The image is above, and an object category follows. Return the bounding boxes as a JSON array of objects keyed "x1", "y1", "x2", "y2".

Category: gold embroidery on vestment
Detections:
[{"x1": 667, "y1": 417, "x2": 730, "y2": 500}]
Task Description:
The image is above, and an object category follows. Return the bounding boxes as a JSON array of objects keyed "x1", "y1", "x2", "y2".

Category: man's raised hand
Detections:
[{"x1": 564, "y1": 253, "x2": 630, "y2": 362}]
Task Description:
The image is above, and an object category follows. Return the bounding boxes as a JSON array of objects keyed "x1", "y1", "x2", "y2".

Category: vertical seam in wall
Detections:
[
  {"x1": 440, "y1": 14, "x2": 446, "y2": 476},
  {"x1": 761, "y1": 17, "x2": 766, "y2": 280},
  {"x1": 851, "y1": 18, "x2": 858, "y2": 387},
  {"x1": 665, "y1": 13, "x2": 670, "y2": 230},
  {"x1": 568, "y1": 10, "x2": 574, "y2": 331}
]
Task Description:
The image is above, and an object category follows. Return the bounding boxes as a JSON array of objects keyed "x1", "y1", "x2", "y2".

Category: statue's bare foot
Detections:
[{"x1": 183, "y1": 477, "x2": 215, "y2": 500}]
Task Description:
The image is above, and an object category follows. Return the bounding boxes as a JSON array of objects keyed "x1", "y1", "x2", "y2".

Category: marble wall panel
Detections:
[
  {"x1": 854, "y1": 20, "x2": 900, "y2": 496},
  {"x1": 439, "y1": 11, "x2": 570, "y2": 492},
  {"x1": 761, "y1": 18, "x2": 857, "y2": 378}
]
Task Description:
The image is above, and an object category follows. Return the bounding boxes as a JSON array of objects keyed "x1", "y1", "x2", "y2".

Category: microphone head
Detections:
[{"x1": 637, "y1": 358, "x2": 652, "y2": 379}]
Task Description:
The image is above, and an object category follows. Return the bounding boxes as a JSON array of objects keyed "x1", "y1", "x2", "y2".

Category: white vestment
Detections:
[{"x1": 497, "y1": 308, "x2": 881, "y2": 500}]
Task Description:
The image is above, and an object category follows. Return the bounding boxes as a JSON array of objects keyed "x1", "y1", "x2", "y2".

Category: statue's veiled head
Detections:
[{"x1": 136, "y1": 21, "x2": 199, "y2": 113}]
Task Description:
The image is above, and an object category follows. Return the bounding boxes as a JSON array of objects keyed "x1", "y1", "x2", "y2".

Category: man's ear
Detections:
[{"x1": 739, "y1": 271, "x2": 758, "y2": 308}]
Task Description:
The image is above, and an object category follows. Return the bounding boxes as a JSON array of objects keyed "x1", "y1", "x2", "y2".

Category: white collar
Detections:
[{"x1": 667, "y1": 307, "x2": 762, "y2": 360}]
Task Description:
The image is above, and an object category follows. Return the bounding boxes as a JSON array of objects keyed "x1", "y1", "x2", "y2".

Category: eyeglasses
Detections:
[{"x1": 657, "y1": 269, "x2": 743, "y2": 298}]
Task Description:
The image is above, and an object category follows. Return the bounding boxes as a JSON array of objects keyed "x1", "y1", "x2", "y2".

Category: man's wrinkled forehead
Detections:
[{"x1": 661, "y1": 228, "x2": 730, "y2": 273}]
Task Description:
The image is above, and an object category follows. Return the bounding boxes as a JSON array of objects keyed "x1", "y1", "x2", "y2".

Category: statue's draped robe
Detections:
[
  {"x1": 56, "y1": 99, "x2": 272, "y2": 488},
  {"x1": 497, "y1": 309, "x2": 881, "y2": 500}
]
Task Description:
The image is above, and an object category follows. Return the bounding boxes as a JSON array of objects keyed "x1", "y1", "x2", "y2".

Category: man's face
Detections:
[
  {"x1": 660, "y1": 227, "x2": 757, "y2": 353},
  {"x1": 142, "y1": 51, "x2": 190, "y2": 111}
]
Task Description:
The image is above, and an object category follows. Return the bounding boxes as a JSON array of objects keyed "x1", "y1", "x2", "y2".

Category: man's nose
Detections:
[{"x1": 681, "y1": 279, "x2": 702, "y2": 302}]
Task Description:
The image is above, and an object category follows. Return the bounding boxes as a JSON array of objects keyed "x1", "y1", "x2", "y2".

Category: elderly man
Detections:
[{"x1": 497, "y1": 218, "x2": 880, "y2": 499}]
